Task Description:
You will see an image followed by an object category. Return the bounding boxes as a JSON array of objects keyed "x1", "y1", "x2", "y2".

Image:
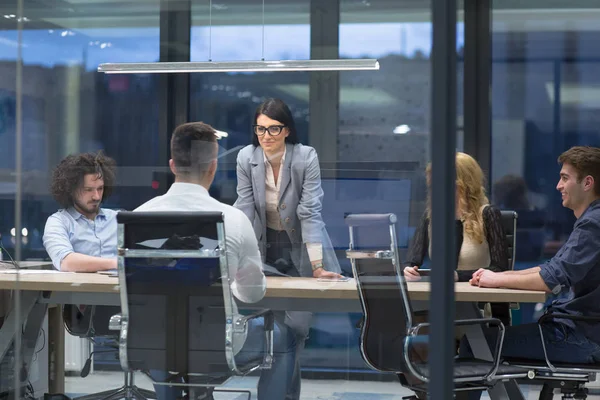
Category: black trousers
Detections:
[{"x1": 265, "y1": 228, "x2": 300, "y2": 277}]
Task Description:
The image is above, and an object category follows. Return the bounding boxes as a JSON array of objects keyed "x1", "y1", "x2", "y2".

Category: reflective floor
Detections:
[{"x1": 64, "y1": 372, "x2": 600, "y2": 399}]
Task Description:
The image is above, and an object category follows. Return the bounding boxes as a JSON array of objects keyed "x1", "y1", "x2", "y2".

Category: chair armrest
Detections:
[
  {"x1": 235, "y1": 309, "x2": 274, "y2": 332},
  {"x1": 234, "y1": 309, "x2": 275, "y2": 372},
  {"x1": 108, "y1": 313, "x2": 122, "y2": 331},
  {"x1": 405, "y1": 318, "x2": 505, "y2": 383},
  {"x1": 344, "y1": 213, "x2": 397, "y2": 227},
  {"x1": 535, "y1": 312, "x2": 600, "y2": 372},
  {"x1": 409, "y1": 317, "x2": 504, "y2": 336}
]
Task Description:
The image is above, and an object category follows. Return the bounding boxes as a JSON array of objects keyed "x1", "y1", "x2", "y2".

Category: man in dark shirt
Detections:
[{"x1": 468, "y1": 146, "x2": 600, "y2": 364}]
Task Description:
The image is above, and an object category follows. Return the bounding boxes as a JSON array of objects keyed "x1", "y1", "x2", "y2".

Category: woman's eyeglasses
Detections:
[{"x1": 253, "y1": 125, "x2": 286, "y2": 136}]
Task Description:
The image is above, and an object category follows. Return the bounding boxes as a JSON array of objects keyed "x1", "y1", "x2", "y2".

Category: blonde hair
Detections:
[{"x1": 426, "y1": 152, "x2": 489, "y2": 243}]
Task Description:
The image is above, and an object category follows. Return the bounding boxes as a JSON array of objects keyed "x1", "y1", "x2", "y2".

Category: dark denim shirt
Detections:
[{"x1": 540, "y1": 199, "x2": 600, "y2": 345}]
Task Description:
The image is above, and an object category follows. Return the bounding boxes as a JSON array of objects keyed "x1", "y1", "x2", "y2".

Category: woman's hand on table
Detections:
[{"x1": 403, "y1": 266, "x2": 421, "y2": 281}]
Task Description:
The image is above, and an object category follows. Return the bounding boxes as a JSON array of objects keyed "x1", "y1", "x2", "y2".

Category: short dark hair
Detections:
[
  {"x1": 170, "y1": 122, "x2": 218, "y2": 178},
  {"x1": 252, "y1": 98, "x2": 299, "y2": 147},
  {"x1": 50, "y1": 151, "x2": 117, "y2": 208},
  {"x1": 558, "y1": 146, "x2": 600, "y2": 196}
]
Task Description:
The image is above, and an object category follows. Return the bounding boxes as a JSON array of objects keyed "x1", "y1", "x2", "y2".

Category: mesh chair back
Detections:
[{"x1": 116, "y1": 211, "x2": 238, "y2": 377}]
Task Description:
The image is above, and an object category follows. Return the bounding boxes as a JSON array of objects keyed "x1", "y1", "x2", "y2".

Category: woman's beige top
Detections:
[
  {"x1": 263, "y1": 148, "x2": 322, "y2": 262},
  {"x1": 456, "y1": 230, "x2": 491, "y2": 270},
  {"x1": 428, "y1": 204, "x2": 491, "y2": 271},
  {"x1": 264, "y1": 148, "x2": 286, "y2": 231}
]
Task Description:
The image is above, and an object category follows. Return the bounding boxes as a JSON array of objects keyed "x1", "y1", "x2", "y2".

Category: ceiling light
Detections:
[
  {"x1": 214, "y1": 130, "x2": 228, "y2": 139},
  {"x1": 393, "y1": 124, "x2": 411, "y2": 134},
  {"x1": 98, "y1": 59, "x2": 380, "y2": 74}
]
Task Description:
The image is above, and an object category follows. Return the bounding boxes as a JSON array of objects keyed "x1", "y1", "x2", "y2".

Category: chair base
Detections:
[
  {"x1": 72, "y1": 372, "x2": 156, "y2": 400},
  {"x1": 515, "y1": 375, "x2": 591, "y2": 400},
  {"x1": 73, "y1": 386, "x2": 156, "y2": 400},
  {"x1": 186, "y1": 388, "x2": 251, "y2": 400},
  {"x1": 402, "y1": 392, "x2": 426, "y2": 400},
  {"x1": 535, "y1": 381, "x2": 589, "y2": 400}
]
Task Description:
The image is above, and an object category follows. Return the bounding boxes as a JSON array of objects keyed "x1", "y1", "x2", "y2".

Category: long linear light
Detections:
[{"x1": 97, "y1": 59, "x2": 379, "y2": 74}]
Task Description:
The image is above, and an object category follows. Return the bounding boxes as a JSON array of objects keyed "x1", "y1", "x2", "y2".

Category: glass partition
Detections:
[
  {"x1": 1, "y1": 0, "x2": 162, "y2": 397},
  {"x1": 186, "y1": 0, "x2": 461, "y2": 397},
  {"x1": 0, "y1": 0, "x2": 467, "y2": 398},
  {"x1": 491, "y1": 0, "x2": 600, "y2": 326}
]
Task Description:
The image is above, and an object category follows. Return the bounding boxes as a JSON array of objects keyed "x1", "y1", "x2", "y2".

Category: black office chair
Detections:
[
  {"x1": 113, "y1": 211, "x2": 274, "y2": 399},
  {"x1": 500, "y1": 210, "x2": 518, "y2": 271},
  {"x1": 476, "y1": 210, "x2": 518, "y2": 322},
  {"x1": 503, "y1": 311, "x2": 600, "y2": 400},
  {"x1": 63, "y1": 300, "x2": 137, "y2": 399},
  {"x1": 345, "y1": 213, "x2": 530, "y2": 399}
]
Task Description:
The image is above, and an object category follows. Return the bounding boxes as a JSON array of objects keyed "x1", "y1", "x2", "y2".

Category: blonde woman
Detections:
[{"x1": 403, "y1": 152, "x2": 510, "y2": 325}]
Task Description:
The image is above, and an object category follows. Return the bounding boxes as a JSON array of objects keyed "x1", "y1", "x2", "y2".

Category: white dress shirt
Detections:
[
  {"x1": 134, "y1": 182, "x2": 266, "y2": 354},
  {"x1": 263, "y1": 149, "x2": 323, "y2": 263}
]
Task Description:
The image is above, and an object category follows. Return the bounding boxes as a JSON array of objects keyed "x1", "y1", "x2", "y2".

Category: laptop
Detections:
[{"x1": 0, "y1": 260, "x2": 54, "y2": 270}]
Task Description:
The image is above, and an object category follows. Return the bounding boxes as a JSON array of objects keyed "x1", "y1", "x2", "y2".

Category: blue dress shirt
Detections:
[
  {"x1": 540, "y1": 199, "x2": 600, "y2": 345},
  {"x1": 42, "y1": 207, "x2": 118, "y2": 270}
]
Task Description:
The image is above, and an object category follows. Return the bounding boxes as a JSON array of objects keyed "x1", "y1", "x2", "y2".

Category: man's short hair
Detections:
[
  {"x1": 558, "y1": 146, "x2": 600, "y2": 196},
  {"x1": 50, "y1": 151, "x2": 117, "y2": 208},
  {"x1": 170, "y1": 122, "x2": 218, "y2": 178}
]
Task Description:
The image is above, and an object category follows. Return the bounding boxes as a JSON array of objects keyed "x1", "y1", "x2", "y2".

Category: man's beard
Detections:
[{"x1": 74, "y1": 199, "x2": 100, "y2": 216}]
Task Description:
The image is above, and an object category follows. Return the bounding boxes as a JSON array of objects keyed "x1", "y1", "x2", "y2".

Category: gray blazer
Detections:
[{"x1": 234, "y1": 143, "x2": 341, "y2": 278}]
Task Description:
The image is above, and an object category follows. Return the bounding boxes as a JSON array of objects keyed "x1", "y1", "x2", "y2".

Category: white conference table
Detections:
[{"x1": 0, "y1": 270, "x2": 546, "y2": 399}]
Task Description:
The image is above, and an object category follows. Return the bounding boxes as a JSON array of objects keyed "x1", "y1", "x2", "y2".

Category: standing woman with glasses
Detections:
[{"x1": 234, "y1": 98, "x2": 342, "y2": 400}]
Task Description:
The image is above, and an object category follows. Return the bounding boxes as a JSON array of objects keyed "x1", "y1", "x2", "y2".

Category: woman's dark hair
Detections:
[
  {"x1": 50, "y1": 151, "x2": 117, "y2": 208},
  {"x1": 252, "y1": 98, "x2": 299, "y2": 147}
]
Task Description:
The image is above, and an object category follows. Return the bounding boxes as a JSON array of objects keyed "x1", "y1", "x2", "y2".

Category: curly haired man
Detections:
[{"x1": 43, "y1": 151, "x2": 118, "y2": 272}]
